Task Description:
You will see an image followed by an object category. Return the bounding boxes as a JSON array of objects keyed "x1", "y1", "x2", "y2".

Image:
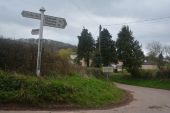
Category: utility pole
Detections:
[
  {"x1": 36, "y1": 7, "x2": 45, "y2": 76},
  {"x1": 99, "y1": 25, "x2": 102, "y2": 67},
  {"x1": 99, "y1": 25, "x2": 102, "y2": 53}
]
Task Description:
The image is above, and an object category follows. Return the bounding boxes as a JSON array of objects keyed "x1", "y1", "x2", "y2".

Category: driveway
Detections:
[{"x1": 1, "y1": 83, "x2": 170, "y2": 113}]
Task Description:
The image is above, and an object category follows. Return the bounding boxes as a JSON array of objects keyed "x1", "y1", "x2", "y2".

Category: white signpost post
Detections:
[{"x1": 22, "y1": 7, "x2": 67, "y2": 76}]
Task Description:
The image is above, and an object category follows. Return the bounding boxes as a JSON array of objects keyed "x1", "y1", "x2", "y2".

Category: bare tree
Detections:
[
  {"x1": 163, "y1": 45, "x2": 170, "y2": 57},
  {"x1": 146, "y1": 41, "x2": 162, "y2": 57},
  {"x1": 163, "y1": 45, "x2": 170, "y2": 62}
]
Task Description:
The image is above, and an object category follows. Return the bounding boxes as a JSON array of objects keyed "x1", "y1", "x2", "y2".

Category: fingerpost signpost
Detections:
[{"x1": 21, "y1": 7, "x2": 67, "y2": 76}]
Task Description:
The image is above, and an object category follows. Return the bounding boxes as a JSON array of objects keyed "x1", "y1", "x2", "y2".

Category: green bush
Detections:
[
  {"x1": 86, "y1": 68, "x2": 104, "y2": 78},
  {"x1": 0, "y1": 72, "x2": 22, "y2": 91},
  {"x1": 156, "y1": 69, "x2": 170, "y2": 79},
  {"x1": 0, "y1": 38, "x2": 80, "y2": 76},
  {"x1": 0, "y1": 74, "x2": 79, "y2": 105},
  {"x1": 139, "y1": 69, "x2": 157, "y2": 78},
  {"x1": 110, "y1": 73, "x2": 170, "y2": 90},
  {"x1": 0, "y1": 71, "x2": 124, "y2": 107}
]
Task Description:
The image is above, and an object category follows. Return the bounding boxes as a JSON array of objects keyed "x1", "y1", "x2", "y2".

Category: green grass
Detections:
[
  {"x1": 0, "y1": 71, "x2": 124, "y2": 107},
  {"x1": 110, "y1": 73, "x2": 170, "y2": 90},
  {"x1": 165, "y1": 63, "x2": 170, "y2": 69}
]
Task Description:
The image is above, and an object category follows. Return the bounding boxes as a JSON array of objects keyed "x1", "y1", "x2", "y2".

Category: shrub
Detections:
[
  {"x1": 131, "y1": 69, "x2": 170, "y2": 79},
  {"x1": 0, "y1": 71, "x2": 123, "y2": 107},
  {"x1": 86, "y1": 68, "x2": 104, "y2": 78},
  {"x1": 139, "y1": 69, "x2": 157, "y2": 78},
  {"x1": 0, "y1": 72, "x2": 79, "y2": 105},
  {"x1": 0, "y1": 71, "x2": 22, "y2": 91},
  {"x1": 156, "y1": 69, "x2": 170, "y2": 79},
  {"x1": 0, "y1": 38, "x2": 79, "y2": 76}
]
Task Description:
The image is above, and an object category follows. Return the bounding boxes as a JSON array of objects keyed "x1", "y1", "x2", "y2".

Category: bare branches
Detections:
[
  {"x1": 146, "y1": 41, "x2": 162, "y2": 57},
  {"x1": 163, "y1": 45, "x2": 170, "y2": 58}
]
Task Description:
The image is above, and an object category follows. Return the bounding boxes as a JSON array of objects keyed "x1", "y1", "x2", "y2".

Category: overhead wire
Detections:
[
  {"x1": 66, "y1": 0, "x2": 170, "y2": 40},
  {"x1": 103, "y1": 16, "x2": 170, "y2": 26}
]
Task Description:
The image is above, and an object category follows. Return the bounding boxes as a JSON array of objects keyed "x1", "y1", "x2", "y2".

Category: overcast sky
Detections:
[{"x1": 0, "y1": 0, "x2": 170, "y2": 53}]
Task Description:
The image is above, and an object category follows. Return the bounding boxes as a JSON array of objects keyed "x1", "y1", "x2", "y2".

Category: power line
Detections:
[{"x1": 103, "y1": 16, "x2": 170, "y2": 26}]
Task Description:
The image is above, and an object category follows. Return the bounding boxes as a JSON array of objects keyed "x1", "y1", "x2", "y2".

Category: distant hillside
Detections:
[
  {"x1": 17, "y1": 38, "x2": 77, "y2": 52},
  {"x1": 0, "y1": 37, "x2": 76, "y2": 74}
]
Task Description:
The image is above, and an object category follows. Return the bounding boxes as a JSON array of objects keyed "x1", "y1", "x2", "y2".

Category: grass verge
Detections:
[
  {"x1": 110, "y1": 73, "x2": 170, "y2": 90},
  {"x1": 0, "y1": 71, "x2": 124, "y2": 108}
]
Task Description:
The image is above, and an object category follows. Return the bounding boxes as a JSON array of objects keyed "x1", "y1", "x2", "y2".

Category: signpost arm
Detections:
[{"x1": 36, "y1": 7, "x2": 45, "y2": 76}]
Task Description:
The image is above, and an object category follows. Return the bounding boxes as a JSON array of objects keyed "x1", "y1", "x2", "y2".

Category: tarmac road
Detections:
[{"x1": 1, "y1": 83, "x2": 170, "y2": 113}]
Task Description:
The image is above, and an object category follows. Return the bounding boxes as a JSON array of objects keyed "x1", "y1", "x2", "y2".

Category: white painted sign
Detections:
[
  {"x1": 44, "y1": 15, "x2": 67, "y2": 28},
  {"x1": 31, "y1": 29, "x2": 39, "y2": 35},
  {"x1": 21, "y1": 11, "x2": 40, "y2": 20},
  {"x1": 21, "y1": 10, "x2": 67, "y2": 29},
  {"x1": 102, "y1": 67, "x2": 113, "y2": 73}
]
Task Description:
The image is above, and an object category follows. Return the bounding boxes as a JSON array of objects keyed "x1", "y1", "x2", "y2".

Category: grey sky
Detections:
[{"x1": 0, "y1": 0, "x2": 170, "y2": 53}]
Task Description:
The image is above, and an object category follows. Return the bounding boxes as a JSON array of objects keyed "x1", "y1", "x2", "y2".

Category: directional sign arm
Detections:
[
  {"x1": 21, "y1": 10, "x2": 67, "y2": 29},
  {"x1": 44, "y1": 15, "x2": 67, "y2": 29},
  {"x1": 31, "y1": 29, "x2": 39, "y2": 35},
  {"x1": 21, "y1": 10, "x2": 41, "y2": 20}
]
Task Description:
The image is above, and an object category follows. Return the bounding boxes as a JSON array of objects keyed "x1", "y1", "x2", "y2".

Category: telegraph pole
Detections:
[
  {"x1": 99, "y1": 25, "x2": 102, "y2": 53},
  {"x1": 99, "y1": 25, "x2": 102, "y2": 67},
  {"x1": 36, "y1": 7, "x2": 45, "y2": 76}
]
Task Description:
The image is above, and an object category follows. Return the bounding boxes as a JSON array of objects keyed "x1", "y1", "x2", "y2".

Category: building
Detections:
[
  {"x1": 141, "y1": 62, "x2": 158, "y2": 70},
  {"x1": 70, "y1": 54, "x2": 92, "y2": 67}
]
